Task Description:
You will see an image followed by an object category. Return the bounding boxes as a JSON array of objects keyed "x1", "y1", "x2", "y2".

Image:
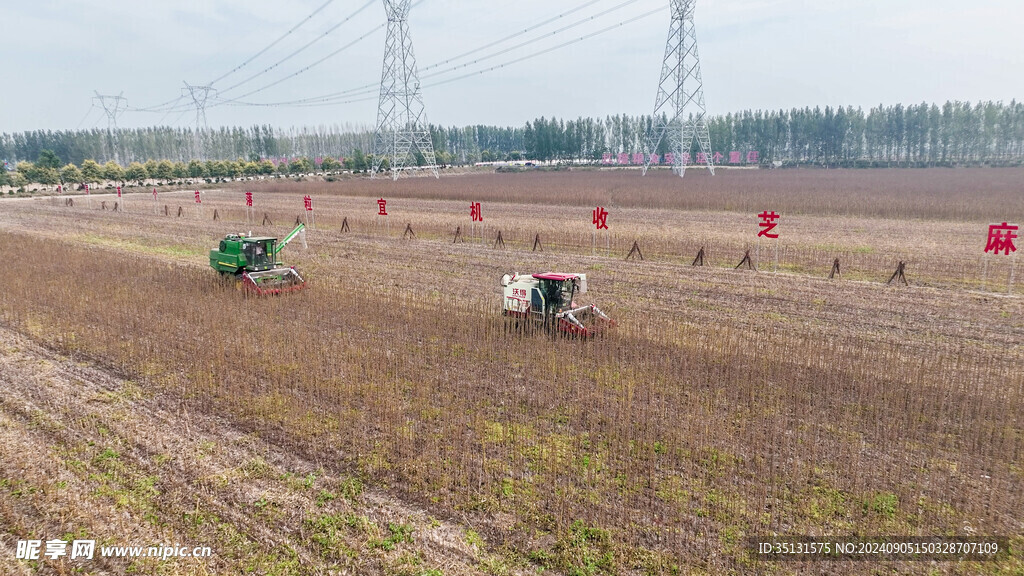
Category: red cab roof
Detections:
[{"x1": 532, "y1": 273, "x2": 578, "y2": 281}]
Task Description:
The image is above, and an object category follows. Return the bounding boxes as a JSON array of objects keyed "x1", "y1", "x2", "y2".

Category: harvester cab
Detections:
[
  {"x1": 210, "y1": 223, "x2": 307, "y2": 295},
  {"x1": 501, "y1": 272, "x2": 614, "y2": 337}
]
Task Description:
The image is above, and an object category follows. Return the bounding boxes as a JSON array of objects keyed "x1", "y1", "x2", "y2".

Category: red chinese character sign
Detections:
[
  {"x1": 376, "y1": 198, "x2": 390, "y2": 235},
  {"x1": 985, "y1": 222, "x2": 1018, "y2": 256},
  {"x1": 982, "y1": 222, "x2": 1019, "y2": 293},
  {"x1": 244, "y1": 191, "x2": 254, "y2": 225},
  {"x1": 302, "y1": 195, "x2": 315, "y2": 230},
  {"x1": 757, "y1": 210, "x2": 781, "y2": 272},
  {"x1": 469, "y1": 201, "x2": 483, "y2": 242},
  {"x1": 194, "y1": 190, "x2": 201, "y2": 204},
  {"x1": 592, "y1": 206, "x2": 609, "y2": 255},
  {"x1": 757, "y1": 211, "x2": 780, "y2": 238}
]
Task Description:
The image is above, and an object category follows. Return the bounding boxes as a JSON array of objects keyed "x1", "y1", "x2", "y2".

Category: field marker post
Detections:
[
  {"x1": 981, "y1": 254, "x2": 989, "y2": 292},
  {"x1": 453, "y1": 226, "x2": 463, "y2": 243},
  {"x1": 245, "y1": 191, "x2": 254, "y2": 227},
  {"x1": 1009, "y1": 250, "x2": 1017, "y2": 294},
  {"x1": 404, "y1": 223, "x2": 415, "y2": 239},
  {"x1": 774, "y1": 237, "x2": 779, "y2": 273},
  {"x1": 303, "y1": 195, "x2": 314, "y2": 231},
  {"x1": 494, "y1": 231, "x2": 505, "y2": 249},
  {"x1": 533, "y1": 234, "x2": 543, "y2": 252},
  {"x1": 341, "y1": 217, "x2": 350, "y2": 233},
  {"x1": 829, "y1": 258, "x2": 841, "y2": 279}
]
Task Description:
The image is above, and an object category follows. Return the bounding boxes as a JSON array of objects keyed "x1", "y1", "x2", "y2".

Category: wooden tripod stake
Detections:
[
  {"x1": 887, "y1": 261, "x2": 909, "y2": 286},
  {"x1": 736, "y1": 250, "x2": 756, "y2": 271},
  {"x1": 625, "y1": 240, "x2": 643, "y2": 261},
  {"x1": 692, "y1": 247, "x2": 705, "y2": 266}
]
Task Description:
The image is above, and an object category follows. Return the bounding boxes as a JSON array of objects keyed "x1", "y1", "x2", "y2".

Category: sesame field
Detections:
[{"x1": 0, "y1": 167, "x2": 1021, "y2": 575}]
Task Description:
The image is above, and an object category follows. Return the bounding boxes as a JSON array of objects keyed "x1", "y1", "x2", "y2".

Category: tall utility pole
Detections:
[
  {"x1": 643, "y1": 0, "x2": 714, "y2": 178},
  {"x1": 372, "y1": 0, "x2": 438, "y2": 180},
  {"x1": 94, "y1": 91, "x2": 128, "y2": 164},
  {"x1": 183, "y1": 82, "x2": 216, "y2": 160}
]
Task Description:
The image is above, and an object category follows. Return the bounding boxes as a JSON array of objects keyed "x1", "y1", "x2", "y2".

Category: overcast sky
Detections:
[{"x1": 1, "y1": 0, "x2": 1021, "y2": 133}]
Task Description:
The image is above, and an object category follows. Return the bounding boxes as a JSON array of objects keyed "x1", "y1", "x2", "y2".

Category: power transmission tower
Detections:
[
  {"x1": 372, "y1": 0, "x2": 438, "y2": 180},
  {"x1": 93, "y1": 91, "x2": 128, "y2": 130},
  {"x1": 94, "y1": 91, "x2": 128, "y2": 163},
  {"x1": 643, "y1": 0, "x2": 714, "y2": 178},
  {"x1": 182, "y1": 82, "x2": 216, "y2": 160}
]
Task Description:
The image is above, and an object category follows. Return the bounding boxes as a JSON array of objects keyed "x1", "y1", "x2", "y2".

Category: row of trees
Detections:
[
  {"x1": 516, "y1": 101, "x2": 1024, "y2": 165},
  {"x1": 0, "y1": 153, "x2": 386, "y2": 189},
  {"x1": 3, "y1": 101, "x2": 1022, "y2": 171}
]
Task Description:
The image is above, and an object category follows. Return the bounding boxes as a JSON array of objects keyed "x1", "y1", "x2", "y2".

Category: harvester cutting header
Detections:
[
  {"x1": 210, "y1": 223, "x2": 307, "y2": 295},
  {"x1": 501, "y1": 272, "x2": 614, "y2": 337}
]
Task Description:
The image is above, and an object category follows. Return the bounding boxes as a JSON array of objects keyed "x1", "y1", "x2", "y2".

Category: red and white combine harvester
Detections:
[{"x1": 501, "y1": 272, "x2": 615, "y2": 338}]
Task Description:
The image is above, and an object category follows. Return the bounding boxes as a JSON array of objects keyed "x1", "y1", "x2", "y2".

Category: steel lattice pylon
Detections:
[
  {"x1": 182, "y1": 82, "x2": 216, "y2": 160},
  {"x1": 372, "y1": 0, "x2": 438, "y2": 180},
  {"x1": 643, "y1": 0, "x2": 714, "y2": 178},
  {"x1": 93, "y1": 91, "x2": 127, "y2": 164}
]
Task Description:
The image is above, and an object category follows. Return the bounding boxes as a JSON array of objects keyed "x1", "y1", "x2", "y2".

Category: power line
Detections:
[
  {"x1": 419, "y1": 7, "x2": 664, "y2": 90},
  {"x1": 230, "y1": 5, "x2": 664, "y2": 109},
  {"x1": 420, "y1": 0, "x2": 606, "y2": 72},
  {"x1": 75, "y1": 104, "x2": 97, "y2": 129},
  {"x1": 227, "y1": 0, "x2": 649, "y2": 108},
  {"x1": 216, "y1": 24, "x2": 385, "y2": 104},
  {"x1": 216, "y1": 0, "x2": 377, "y2": 96},
  {"x1": 209, "y1": 0, "x2": 339, "y2": 86},
  {"x1": 418, "y1": 0, "x2": 644, "y2": 81},
  {"x1": 126, "y1": 0, "x2": 346, "y2": 112}
]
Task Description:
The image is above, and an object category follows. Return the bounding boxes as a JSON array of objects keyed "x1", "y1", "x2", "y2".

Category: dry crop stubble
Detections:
[{"x1": 0, "y1": 219, "x2": 1020, "y2": 575}]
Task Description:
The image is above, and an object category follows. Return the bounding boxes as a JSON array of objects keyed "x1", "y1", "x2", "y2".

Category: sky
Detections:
[{"x1": 1, "y1": 0, "x2": 1021, "y2": 133}]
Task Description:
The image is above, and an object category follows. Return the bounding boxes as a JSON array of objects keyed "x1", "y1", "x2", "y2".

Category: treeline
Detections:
[
  {"x1": 0, "y1": 152, "x2": 387, "y2": 190},
  {"x1": 3, "y1": 100, "x2": 1023, "y2": 169}
]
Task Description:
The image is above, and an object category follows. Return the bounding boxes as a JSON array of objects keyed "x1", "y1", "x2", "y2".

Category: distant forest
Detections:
[{"x1": 3, "y1": 100, "x2": 1023, "y2": 169}]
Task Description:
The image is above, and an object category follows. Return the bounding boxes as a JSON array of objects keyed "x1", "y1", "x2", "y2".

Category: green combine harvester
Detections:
[{"x1": 209, "y1": 223, "x2": 307, "y2": 295}]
